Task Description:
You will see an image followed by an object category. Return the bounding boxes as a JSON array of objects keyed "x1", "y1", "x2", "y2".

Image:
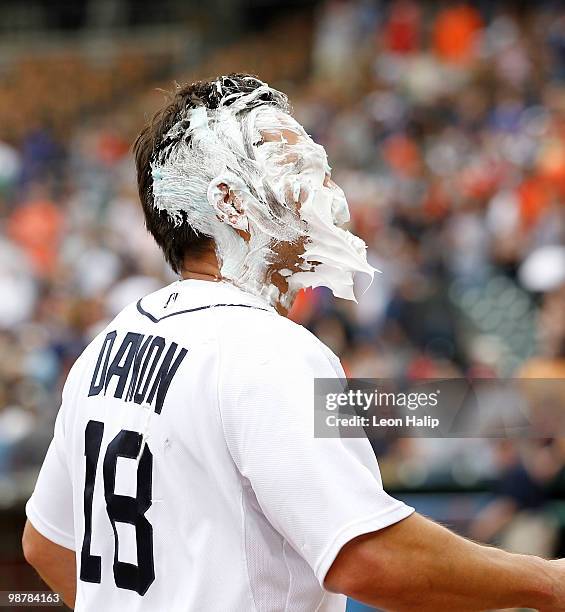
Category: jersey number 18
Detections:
[{"x1": 80, "y1": 420, "x2": 155, "y2": 596}]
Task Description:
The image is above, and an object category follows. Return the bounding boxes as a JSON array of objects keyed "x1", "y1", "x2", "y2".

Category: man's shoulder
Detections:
[
  {"x1": 218, "y1": 307, "x2": 342, "y2": 375},
  {"x1": 77, "y1": 280, "x2": 342, "y2": 375}
]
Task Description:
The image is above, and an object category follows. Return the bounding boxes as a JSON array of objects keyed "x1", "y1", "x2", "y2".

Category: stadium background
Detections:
[{"x1": 0, "y1": 0, "x2": 564, "y2": 610}]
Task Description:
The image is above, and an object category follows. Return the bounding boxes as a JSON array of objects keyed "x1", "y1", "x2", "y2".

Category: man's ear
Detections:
[{"x1": 207, "y1": 176, "x2": 250, "y2": 232}]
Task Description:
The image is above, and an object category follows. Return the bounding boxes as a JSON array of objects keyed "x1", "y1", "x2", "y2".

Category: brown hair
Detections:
[{"x1": 132, "y1": 73, "x2": 285, "y2": 273}]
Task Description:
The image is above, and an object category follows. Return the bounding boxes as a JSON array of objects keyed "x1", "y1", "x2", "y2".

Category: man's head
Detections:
[{"x1": 134, "y1": 73, "x2": 373, "y2": 308}]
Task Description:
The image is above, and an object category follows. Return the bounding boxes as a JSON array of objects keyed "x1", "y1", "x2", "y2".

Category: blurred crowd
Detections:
[
  {"x1": 0, "y1": 0, "x2": 565, "y2": 556},
  {"x1": 299, "y1": 0, "x2": 565, "y2": 557}
]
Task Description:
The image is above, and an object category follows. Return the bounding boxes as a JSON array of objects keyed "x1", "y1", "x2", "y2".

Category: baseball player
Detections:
[{"x1": 23, "y1": 74, "x2": 565, "y2": 611}]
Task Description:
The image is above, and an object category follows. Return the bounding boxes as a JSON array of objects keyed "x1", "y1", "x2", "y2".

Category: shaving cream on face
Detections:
[{"x1": 150, "y1": 78, "x2": 374, "y2": 308}]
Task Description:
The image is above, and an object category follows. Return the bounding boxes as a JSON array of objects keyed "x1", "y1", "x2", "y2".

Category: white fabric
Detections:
[{"x1": 26, "y1": 279, "x2": 414, "y2": 612}]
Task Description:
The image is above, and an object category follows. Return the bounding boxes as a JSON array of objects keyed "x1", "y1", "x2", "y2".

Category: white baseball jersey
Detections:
[{"x1": 26, "y1": 279, "x2": 414, "y2": 612}]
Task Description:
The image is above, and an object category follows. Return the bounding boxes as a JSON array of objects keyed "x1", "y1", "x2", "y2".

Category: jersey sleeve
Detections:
[
  {"x1": 218, "y1": 321, "x2": 414, "y2": 586},
  {"x1": 25, "y1": 381, "x2": 76, "y2": 550}
]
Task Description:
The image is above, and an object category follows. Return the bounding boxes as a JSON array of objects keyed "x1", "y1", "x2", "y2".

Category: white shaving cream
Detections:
[{"x1": 151, "y1": 77, "x2": 375, "y2": 309}]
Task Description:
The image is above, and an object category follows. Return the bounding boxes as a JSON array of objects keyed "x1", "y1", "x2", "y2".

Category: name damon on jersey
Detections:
[{"x1": 88, "y1": 330, "x2": 188, "y2": 414}]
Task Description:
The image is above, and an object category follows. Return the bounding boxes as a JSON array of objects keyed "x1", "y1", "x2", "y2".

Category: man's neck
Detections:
[
  {"x1": 180, "y1": 251, "x2": 294, "y2": 317},
  {"x1": 180, "y1": 249, "x2": 222, "y2": 283}
]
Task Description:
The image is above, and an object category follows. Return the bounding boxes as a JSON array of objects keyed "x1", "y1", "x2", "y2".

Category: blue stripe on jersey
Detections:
[{"x1": 136, "y1": 299, "x2": 269, "y2": 323}]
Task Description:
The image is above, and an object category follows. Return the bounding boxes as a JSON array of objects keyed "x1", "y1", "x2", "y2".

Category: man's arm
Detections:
[
  {"x1": 325, "y1": 512, "x2": 563, "y2": 611},
  {"x1": 22, "y1": 521, "x2": 76, "y2": 609}
]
